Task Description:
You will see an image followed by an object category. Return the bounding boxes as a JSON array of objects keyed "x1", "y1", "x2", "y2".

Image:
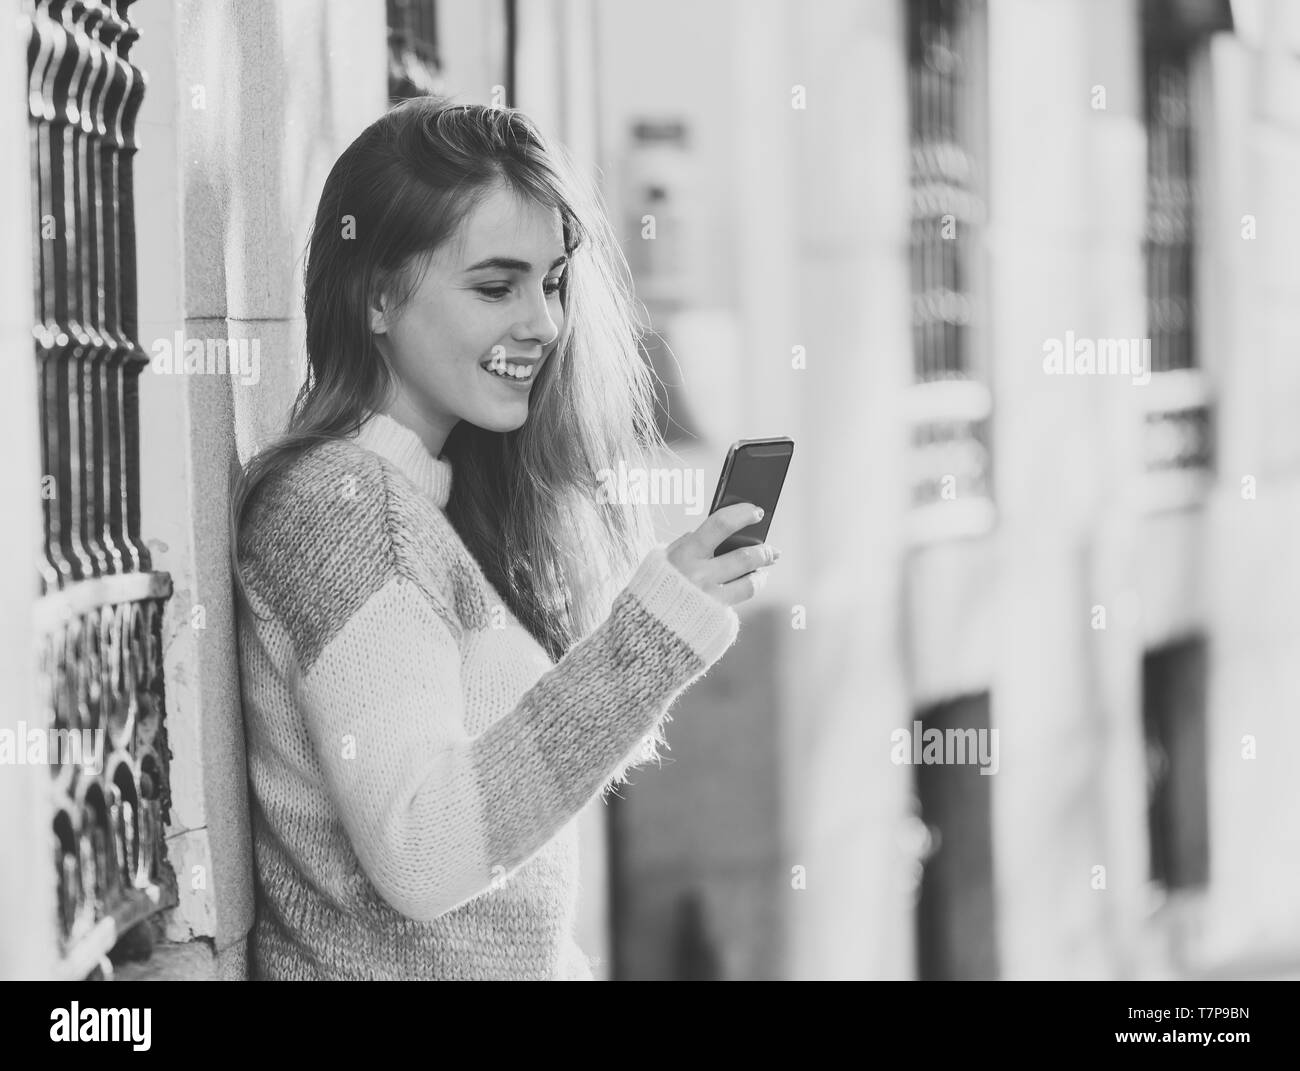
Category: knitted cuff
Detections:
[{"x1": 622, "y1": 543, "x2": 741, "y2": 666}]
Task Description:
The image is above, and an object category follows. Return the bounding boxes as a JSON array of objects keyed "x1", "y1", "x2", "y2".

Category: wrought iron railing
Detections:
[{"x1": 24, "y1": 0, "x2": 174, "y2": 980}]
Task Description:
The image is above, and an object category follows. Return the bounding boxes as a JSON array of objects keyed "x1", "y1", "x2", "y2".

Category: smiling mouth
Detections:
[{"x1": 479, "y1": 357, "x2": 540, "y2": 383}]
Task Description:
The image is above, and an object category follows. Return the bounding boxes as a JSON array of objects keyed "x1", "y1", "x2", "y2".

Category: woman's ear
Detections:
[{"x1": 369, "y1": 291, "x2": 390, "y2": 335}]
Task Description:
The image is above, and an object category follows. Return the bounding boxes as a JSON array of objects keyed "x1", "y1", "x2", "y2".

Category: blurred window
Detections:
[
  {"x1": 1143, "y1": 39, "x2": 1196, "y2": 375},
  {"x1": 1139, "y1": 1, "x2": 1223, "y2": 497},
  {"x1": 388, "y1": 0, "x2": 444, "y2": 100},
  {"x1": 905, "y1": 0, "x2": 994, "y2": 533},
  {"x1": 913, "y1": 692, "x2": 999, "y2": 980},
  {"x1": 907, "y1": 0, "x2": 982, "y2": 384},
  {"x1": 1142, "y1": 638, "x2": 1210, "y2": 891}
]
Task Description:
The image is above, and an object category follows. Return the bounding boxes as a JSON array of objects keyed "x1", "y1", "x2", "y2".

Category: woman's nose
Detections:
[{"x1": 516, "y1": 284, "x2": 561, "y2": 346}]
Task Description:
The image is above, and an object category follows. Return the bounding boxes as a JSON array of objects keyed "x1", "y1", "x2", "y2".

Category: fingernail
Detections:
[
  {"x1": 771, "y1": 547, "x2": 782, "y2": 561},
  {"x1": 753, "y1": 507, "x2": 764, "y2": 522}
]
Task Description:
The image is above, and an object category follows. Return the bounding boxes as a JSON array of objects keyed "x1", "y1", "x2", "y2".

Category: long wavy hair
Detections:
[{"x1": 229, "y1": 95, "x2": 667, "y2": 664}]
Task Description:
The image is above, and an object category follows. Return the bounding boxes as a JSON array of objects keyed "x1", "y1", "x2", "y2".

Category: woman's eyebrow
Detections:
[{"x1": 461, "y1": 254, "x2": 568, "y2": 274}]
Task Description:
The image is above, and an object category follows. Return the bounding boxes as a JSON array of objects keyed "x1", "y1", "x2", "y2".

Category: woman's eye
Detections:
[{"x1": 476, "y1": 279, "x2": 564, "y2": 300}]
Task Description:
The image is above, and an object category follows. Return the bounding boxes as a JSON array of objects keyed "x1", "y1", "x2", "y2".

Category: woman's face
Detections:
[{"x1": 371, "y1": 183, "x2": 568, "y2": 456}]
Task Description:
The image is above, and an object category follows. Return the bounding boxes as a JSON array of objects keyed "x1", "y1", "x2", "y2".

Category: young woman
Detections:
[{"x1": 230, "y1": 95, "x2": 781, "y2": 981}]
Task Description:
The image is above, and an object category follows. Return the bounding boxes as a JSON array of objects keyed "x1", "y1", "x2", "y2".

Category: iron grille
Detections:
[{"x1": 25, "y1": 0, "x2": 175, "y2": 980}]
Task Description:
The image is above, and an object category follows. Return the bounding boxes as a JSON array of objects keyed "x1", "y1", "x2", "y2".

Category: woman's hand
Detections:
[{"x1": 665, "y1": 502, "x2": 782, "y2": 608}]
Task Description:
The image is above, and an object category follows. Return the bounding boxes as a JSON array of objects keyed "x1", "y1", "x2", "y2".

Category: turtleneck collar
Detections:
[{"x1": 350, "y1": 411, "x2": 453, "y2": 509}]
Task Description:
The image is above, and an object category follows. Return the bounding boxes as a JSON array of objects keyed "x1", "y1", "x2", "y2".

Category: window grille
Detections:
[
  {"x1": 1144, "y1": 42, "x2": 1196, "y2": 377},
  {"x1": 905, "y1": 0, "x2": 993, "y2": 533},
  {"x1": 25, "y1": 0, "x2": 175, "y2": 980},
  {"x1": 1139, "y1": 2, "x2": 1220, "y2": 494}
]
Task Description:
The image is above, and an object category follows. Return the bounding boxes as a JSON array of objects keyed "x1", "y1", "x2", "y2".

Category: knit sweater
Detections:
[{"x1": 234, "y1": 412, "x2": 741, "y2": 980}]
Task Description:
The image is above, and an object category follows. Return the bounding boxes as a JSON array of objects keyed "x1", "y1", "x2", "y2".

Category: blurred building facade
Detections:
[
  {"x1": 2, "y1": 0, "x2": 1298, "y2": 982},
  {"x1": 611, "y1": 0, "x2": 1300, "y2": 981}
]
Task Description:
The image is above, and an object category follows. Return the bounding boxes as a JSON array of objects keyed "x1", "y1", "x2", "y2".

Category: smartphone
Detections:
[{"x1": 707, "y1": 436, "x2": 794, "y2": 560}]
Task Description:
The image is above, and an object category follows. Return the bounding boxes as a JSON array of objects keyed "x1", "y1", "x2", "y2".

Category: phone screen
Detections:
[{"x1": 708, "y1": 437, "x2": 794, "y2": 558}]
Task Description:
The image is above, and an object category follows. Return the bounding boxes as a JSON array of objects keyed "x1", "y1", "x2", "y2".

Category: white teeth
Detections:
[{"x1": 484, "y1": 362, "x2": 534, "y2": 380}]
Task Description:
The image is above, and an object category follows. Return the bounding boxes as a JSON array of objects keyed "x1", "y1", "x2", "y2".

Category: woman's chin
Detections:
[{"x1": 471, "y1": 402, "x2": 531, "y2": 433}]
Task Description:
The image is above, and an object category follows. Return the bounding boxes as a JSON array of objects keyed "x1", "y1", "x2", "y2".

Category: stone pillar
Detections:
[
  {"x1": 983, "y1": 0, "x2": 1146, "y2": 979},
  {"x1": 783, "y1": 0, "x2": 915, "y2": 980},
  {"x1": 133, "y1": 0, "x2": 388, "y2": 978},
  {"x1": 1200, "y1": 0, "x2": 1300, "y2": 970}
]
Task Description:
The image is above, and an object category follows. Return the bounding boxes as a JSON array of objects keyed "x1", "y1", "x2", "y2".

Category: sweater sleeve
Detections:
[{"x1": 285, "y1": 539, "x2": 739, "y2": 923}]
